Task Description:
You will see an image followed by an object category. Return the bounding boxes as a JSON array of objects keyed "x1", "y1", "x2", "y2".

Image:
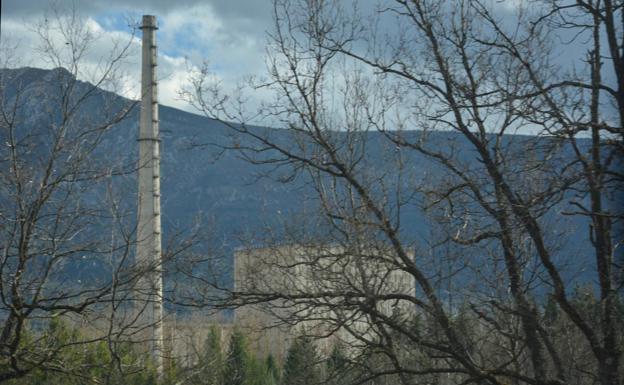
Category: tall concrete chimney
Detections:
[{"x1": 137, "y1": 14, "x2": 164, "y2": 380}]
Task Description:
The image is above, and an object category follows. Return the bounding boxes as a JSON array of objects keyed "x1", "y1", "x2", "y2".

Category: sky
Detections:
[
  {"x1": 0, "y1": 0, "x2": 609, "y2": 129},
  {"x1": 1, "y1": 0, "x2": 274, "y2": 112}
]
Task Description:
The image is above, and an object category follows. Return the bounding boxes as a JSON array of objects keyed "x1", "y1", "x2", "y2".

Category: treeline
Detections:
[
  {"x1": 6, "y1": 286, "x2": 621, "y2": 385},
  {"x1": 4, "y1": 320, "x2": 350, "y2": 385}
]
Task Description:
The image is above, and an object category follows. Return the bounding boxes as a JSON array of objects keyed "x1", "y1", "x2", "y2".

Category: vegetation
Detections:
[
  {"x1": 0, "y1": 13, "x2": 143, "y2": 380},
  {"x1": 186, "y1": 0, "x2": 624, "y2": 384},
  {"x1": 4, "y1": 318, "x2": 159, "y2": 385},
  {"x1": 7, "y1": 293, "x2": 619, "y2": 385},
  {"x1": 2, "y1": 0, "x2": 622, "y2": 384},
  {"x1": 281, "y1": 337, "x2": 321, "y2": 385}
]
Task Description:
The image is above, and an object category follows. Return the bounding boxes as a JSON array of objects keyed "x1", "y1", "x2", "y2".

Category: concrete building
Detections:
[{"x1": 234, "y1": 244, "x2": 416, "y2": 358}]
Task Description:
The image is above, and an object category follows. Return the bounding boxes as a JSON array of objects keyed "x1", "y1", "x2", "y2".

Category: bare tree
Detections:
[
  {"x1": 186, "y1": 0, "x2": 623, "y2": 385},
  {"x1": 0, "y1": 11, "x2": 165, "y2": 382}
]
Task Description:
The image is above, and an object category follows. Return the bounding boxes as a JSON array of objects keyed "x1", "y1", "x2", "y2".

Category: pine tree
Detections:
[
  {"x1": 327, "y1": 343, "x2": 347, "y2": 372},
  {"x1": 224, "y1": 329, "x2": 249, "y2": 385},
  {"x1": 281, "y1": 337, "x2": 320, "y2": 385},
  {"x1": 246, "y1": 356, "x2": 271, "y2": 385},
  {"x1": 265, "y1": 354, "x2": 280, "y2": 385},
  {"x1": 325, "y1": 343, "x2": 349, "y2": 385},
  {"x1": 195, "y1": 325, "x2": 224, "y2": 385}
]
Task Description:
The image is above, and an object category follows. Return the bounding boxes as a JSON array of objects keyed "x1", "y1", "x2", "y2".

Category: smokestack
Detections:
[{"x1": 137, "y1": 14, "x2": 164, "y2": 380}]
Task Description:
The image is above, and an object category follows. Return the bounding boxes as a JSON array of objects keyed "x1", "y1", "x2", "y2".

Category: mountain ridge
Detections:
[{"x1": 0, "y1": 66, "x2": 594, "y2": 289}]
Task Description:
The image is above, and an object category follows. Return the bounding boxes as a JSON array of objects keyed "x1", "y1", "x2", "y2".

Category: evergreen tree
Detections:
[
  {"x1": 265, "y1": 354, "x2": 280, "y2": 385},
  {"x1": 325, "y1": 343, "x2": 349, "y2": 385},
  {"x1": 327, "y1": 343, "x2": 347, "y2": 373},
  {"x1": 246, "y1": 356, "x2": 272, "y2": 385},
  {"x1": 5, "y1": 319, "x2": 160, "y2": 385},
  {"x1": 224, "y1": 329, "x2": 249, "y2": 385},
  {"x1": 193, "y1": 325, "x2": 224, "y2": 385},
  {"x1": 281, "y1": 337, "x2": 320, "y2": 385}
]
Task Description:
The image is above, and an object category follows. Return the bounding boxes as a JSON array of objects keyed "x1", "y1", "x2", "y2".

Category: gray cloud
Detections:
[
  {"x1": 3, "y1": 0, "x2": 606, "y2": 120},
  {"x1": 1, "y1": 0, "x2": 272, "y2": 23},
  {"x1": 1, "y1": 0, "x2": 275, "y2": 113},
  {"x1": 1, "y1": 0, "x2": 274, "y2": 44}
]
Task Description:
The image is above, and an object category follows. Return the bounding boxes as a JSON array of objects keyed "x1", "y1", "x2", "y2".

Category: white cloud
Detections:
[{"x1": 1, "y1": 1, "x2": 272, "y2": 115}]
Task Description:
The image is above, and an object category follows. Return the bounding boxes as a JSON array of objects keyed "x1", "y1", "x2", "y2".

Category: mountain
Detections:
[
  {"x1": 1, "y1": 67, "x2": 309, "y2": 242},
  {"x1": 0, "y1": 67, "x2": 595, "y2": 289}
]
